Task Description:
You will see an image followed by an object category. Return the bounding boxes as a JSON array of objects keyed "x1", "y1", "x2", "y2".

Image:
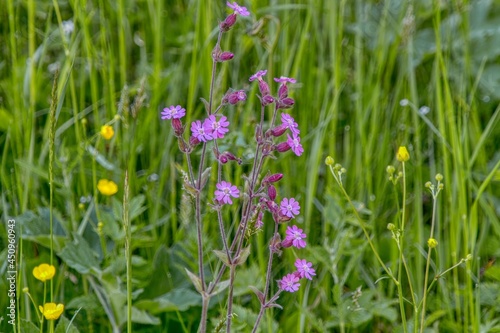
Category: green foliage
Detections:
[{"x1": 0, "y1": 0, "x2": 499, "y2": 332}]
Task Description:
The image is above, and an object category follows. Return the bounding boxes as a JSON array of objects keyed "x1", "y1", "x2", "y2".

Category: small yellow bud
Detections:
[
  {"x1": 427, "y1": 238, "x2": 438, "y2": 248},
  {"x1": 78, "y1": 203, "x2": 85, "y2": 210},
  {"x1": 438, "y1": 183, "x2": 444, "y2": 190},
  {"x1": 325, "y1": 156, "x2": 334, "y2": 166},
  {"x1": 396, "y1": 146, "x2": 410, "y2": 162},
  {"x1": 387, "y1": 223, "x2": 396, "y2": 231},
  {"x1": 435, "y1": 173, "x2": 443, "y2": 181},
  {"x1": 23, "y1": 287, "x2": 29, "y2": 293},
  {"x1": 466, "y1": 254, "x2": 473, "y2": 261},
  {"x1": 386, "y1": 165, "x2": 395, "y2": 174},
  {"x1": 100, "y1": 125, "x2": 114, "y2": 140},
  {"x1": 81, "y1": 118, "x2": 88, "y2": 126},
  {"x1": 425, "y1": 181, "x2": 432, "y2": 189},
  {"x1": 114, "y1": 114, "x2": 121, "y2": 121},
  {"x1": 340, "y1": 167, "x2": 346, "y2": 174},
  {"x1": 398, "y1": 171, "x2": 403, "y2": 178}
]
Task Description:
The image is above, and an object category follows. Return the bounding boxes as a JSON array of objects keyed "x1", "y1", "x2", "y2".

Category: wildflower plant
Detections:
[{"x1": 161, "y1": 2, "x2": 314, "y2": 331}]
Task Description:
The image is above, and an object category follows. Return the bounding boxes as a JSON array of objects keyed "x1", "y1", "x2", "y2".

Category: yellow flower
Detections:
[
  {"x1": 33, "y1": 264, "x2": 56, "y2": 282},
  {"x1": 97, "y1": 179, "x2": 118, "y2": 196},
  {"x1": 396, "y1": 146, "x2": 410, "y2": 162},
  {"x1": 100, "y1": 125, "x2": 114, "y2": 140},
  {"x1": 39, "y1": 303, "x2": 64, "y2": 320}
]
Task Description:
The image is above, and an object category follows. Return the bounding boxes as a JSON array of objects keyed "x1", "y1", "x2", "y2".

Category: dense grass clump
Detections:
[{"x1": 1, "y1": 0, "x2": 499, "y2": 332}]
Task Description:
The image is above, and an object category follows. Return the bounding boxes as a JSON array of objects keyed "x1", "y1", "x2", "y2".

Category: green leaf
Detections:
[
  {"x1": 54, "y1": 315, "x2": 80, "y2": 333},
  {"x1": 19, "y1": 319, "x2": 39, "y2": 333},
  {"x1": 58, "y1": 234, "x2": 101, "y2": 274},
  {"x1": 135, "y1": 288, "x2": 202, "y2": 314},
  {"x1": 184, "y1": 268, "x2": 203, "y2": 293},
  {"x1": 234, "y1": 246, "x2": 251, "y2": 266},
  {"x1": 213, "y1": 249, "x2": 231, "y2": 267}
]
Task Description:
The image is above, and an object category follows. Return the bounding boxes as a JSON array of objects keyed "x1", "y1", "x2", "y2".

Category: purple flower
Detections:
[
  {"x1": 214, "y1": 181, "x2": 240, "y2": 205},
  {"x1": 161, "y1": 105, "x2": 186, "y2": 120},
  {"x1": 204, "y1": 115, "x2": 229, "y2": 139},
  {"x1": 278, "y1": 273, "x2": 300, "y2": 292},
  {"x1": 225, "y1": 90, "x2": 247, "y2": 105},
  {"x1": 191, "y1": 120, "x2": 213, "y2": 142},
  {"x1": 280, "y1": 197, "x2": 300, "y2": 218},
  {"x1": 274, "y1": 76, "x2": 297, "y2": 84},
  {"x1": 284, "y1": 225, "x2": 306, "y2": 249},
  {"x1": 226, "y1": 1, "x2": 250, "y2": 16},
  {"x1": 294, "y1": 259, "x2": 316, "y2": 280},
  {"x1": 287, "y1": 133, "x2": 304, "y2": 156},
  {"x1": 249, "y1": 70, "x2": 267, "y2": 82},
  {"x1": 281, "y1": 113, "x2": 300, "y2": 135}
]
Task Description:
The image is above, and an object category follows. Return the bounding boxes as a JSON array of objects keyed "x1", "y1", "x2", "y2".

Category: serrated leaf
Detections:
[
  {"x1": 213, "y1": 249, "x2": 231, "y2": 267},
  {"x1": 185, "y1": 268, "x2": 203, "y2": 293},
  {"x1": 58, "y1": 234, "x2": 101, "y2": 274}
]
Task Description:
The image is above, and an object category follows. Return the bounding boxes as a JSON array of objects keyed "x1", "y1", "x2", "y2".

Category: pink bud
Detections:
[
  {"x1": 220, "y1": 13, "x2": 237, "y2": 32},
  {"x1": 218, "y1": 51, "x2": 234, "y2": 62},
  {"x1": 189, "y1": 136, "x2": 200, "y2": 147},
  {"x1": 275, "y1": 142, "x2": 291, "y2": 153},
  {"x1": 267, "y1": 173, "x2": 283, "y2": 183},
  {"x1": 281, "y1": 237, "x2": 293, "y2": 248},
  {"x1": 261, "y1": 94, "x2": 275, "y2": 106},
  {"x1": 258, "y1": 80, "x2": 270, "y2": 96},
  {"x1": 268, "y1": 185, "x2": 277, "y2": 201},
  {"x1": 278, "y1": 84, "x2": 288, "y2": 99},
  {"x1": 270, "y1": 124, "x2": 287, "y2": 137},
  {"x1": 277, "y1": 97, "x2": 295, "y2": 109},
  {"x1": 219, "y1": 155, "x2": 228, "y2": 164},
  {"x1": 171, "y1": 118, "x2": 184, "y2": 137}
]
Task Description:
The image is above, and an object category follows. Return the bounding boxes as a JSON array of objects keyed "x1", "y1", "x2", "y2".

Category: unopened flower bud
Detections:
[
  {"x1": 255, "y1": 124, "x2": 263, "y2": 143},
  {"x1": 438, "y1": 183, "x2": 444, "y2": 190},
  {"x1": 171, "y1": 118, "x2": 184, "y2": 136},
  {"x1": 226, "y1": 90, "x2": 247, "y2": 105},
  {"x1": 281, "y1": 237, "x2": 293, "y2": 248},
  {"x1": 270, "y1": 233, "x2": 282, "y2": 255},
  {"x1": 397, "y1": 146, "x2": 410, "y2": 162},
  {"x1": 466, "y1": 254, "x2": 473, "y2": 261},
  {"x1": 277, "y1": 97, "x2": 295, "y2": 109},
  {"x1": 275, "y1": 142, "x2": 291, "y2": 153},
  {"x1": 270, "y1": 124, "x2": 287, "y2": 137},
  {"x1": 178, "y1": 138, "x2": 190, "y2": 153},
  {"x1": 386, "y1": 165, "x2": 395, "y2": 174},
  {"x1": 427, "y1": 238, "x2": 438, "y2": 248},
  {"x1": 258, "y1": 80, "x2": 270, "y2": 96},
  {"x1": 278, "y1": 84, "x2": 289, "y2": 99},
  {"x1": 220, "y1": 13, "x2": 237, "y2": 31},
  {"x1": 217, "y1": 51, "x2": 234, "y2": 62},
  {"x1": 268, "y1": 185, "x2": 277, "y2": 201},
  {"x1": 435, "y1": 173, "x2": 443, "y2": 181},
  {"x1": 325, "y1": 156, "x2": 334, "y2": 165},
  {"x1": 219, "y1": 155, "x2": 228, "y2": 164},
  {"x1": 425, "y1": 181, "x2": 432, "y2": 188},
  {"x1": 261, "y1": 94, "x2": 275, "y2": 106},
  {"x1": 267, "y1": 173, "x2": 283, "y2": 183},
  {"x1": 387, "y1": 223, "x2": 396, "y2": 231},
  {"x1": 23, "y1": 287, "x2": 29, "y2": 293},
  {"x1": 189, "y1": 135, "x2": 200, "y2": 147}
]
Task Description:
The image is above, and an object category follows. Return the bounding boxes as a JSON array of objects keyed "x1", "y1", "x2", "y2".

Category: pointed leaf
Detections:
[
  {"x1": 185, "y1": 268, "x2": 203, "y2": 293},
  {"x1": 249, "y1": 286, "x2": 265, "y2": 304},
  {"x1": 213, "y1": 249, "x2": 231, "y2": 267},
  {"x1": 234, "y1": 246, "x2": 251, "y2": 266},
  {"x1": 58, "y1": 234, "x2": 101, "y2": 274},
  {"x1": 211, "y1": 280, "x2": 231, "y2": 296}
]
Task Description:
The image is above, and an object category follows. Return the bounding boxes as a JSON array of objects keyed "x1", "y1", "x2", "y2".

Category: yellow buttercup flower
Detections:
[
  {"x1": 396, "y1": 146, "x2": 410, "y2": 162},
  {"x1": 100, "y1": 125, "x2": 114, "y2": 140},
  {"x1": 33, "y1": 264, "x2": 56, "y2": 282},
  {"x1": 39, "y1": 303, "x2": 64, "y2": 320},
  {"x1": 97, "y1": 179, "x2": 118, "y2": 196}
]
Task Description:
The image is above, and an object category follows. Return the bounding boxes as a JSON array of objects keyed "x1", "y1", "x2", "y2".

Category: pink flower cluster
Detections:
[{"x1": 278, "y1": 258, "x2": 316, "y2": 292}]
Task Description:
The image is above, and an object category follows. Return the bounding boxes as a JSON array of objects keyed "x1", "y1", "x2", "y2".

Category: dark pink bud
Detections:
[
  {"x1": 258, "y1": 80, "x2": 270, "y2": 96},
  {"x1": 266, "y1": 200, "x2": 278, "y2": 214},
  {"x1": 267, "y1": 173, "x2": 283, "y2": 183},
  {"x1": 277, "y1": 212, "x2": 292, "y2": 223},
  {"x1": 277, "y1": 97, "x2": 295, "y2": 109},
  {"x1": 171, "y1": 118, "x2": 184, "y2": 137},
  {"x1": 178, "y1": 138, "x2": 190, "y2": 153},
  {"x1": 275, "y1": 142, "x2": 291, "y2": 153},
  {"x1": 221, "y1": 151, "x2": 242, "y2": 164},
  {"x1": 270, "y1": 124, "x2": 287, "y2": 137},
  {"x1": 278, "y1": 84, "x2": 288, "y2": 99},
  {"x1": 261, "y1": 94, "x2": 275, "y2": 106},
  {"x1": 227, "y1": 90, "x2": 247, "y2": 105},
  {"x1": 189, "y1": 136, "x2": 200, "y2": 146},
  {"x1": 268, "y1": 185, "x2": 277, "y2": 201},
  {"x1": 218, "y1": 51, "x2": 234, "y2": 62},
  {"x1": 219, "y1": 155, "x2": 228, "y2": 164},
  {"x1": 220, "y1": 13, "x2": 237, "y2": 32},
  {"x1": 281, "y1": 237, "x2": 293, "y2": 248}
]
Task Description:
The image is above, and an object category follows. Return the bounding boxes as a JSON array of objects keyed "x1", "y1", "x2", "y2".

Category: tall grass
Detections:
[{"x1": 1, "y1": 0, "x2": 499, "y2": 332}]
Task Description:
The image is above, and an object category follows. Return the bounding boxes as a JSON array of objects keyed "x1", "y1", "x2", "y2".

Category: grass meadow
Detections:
[{"x1": 1, "y1": 0, "x2": 500, "y2": 332}]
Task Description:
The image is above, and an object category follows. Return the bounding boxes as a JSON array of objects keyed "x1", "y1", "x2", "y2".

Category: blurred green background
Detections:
[{"x1": 1, "y1": 0, "x2": 499, "y2": 332}]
